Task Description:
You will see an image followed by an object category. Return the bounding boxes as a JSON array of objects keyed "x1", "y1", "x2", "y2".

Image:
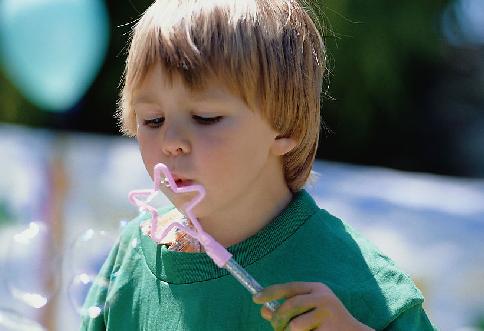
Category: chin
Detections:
[
  {"x1": 187, "y1": 201, "x2": 214, "y2": 221},
  {"x1": 166, "y1": 194, "x2": 206, "y2": 216}
]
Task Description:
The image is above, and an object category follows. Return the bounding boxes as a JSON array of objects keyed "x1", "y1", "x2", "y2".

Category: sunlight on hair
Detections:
[{"x1": 119, "y1": 0, "x2": 326, "y2": 191}]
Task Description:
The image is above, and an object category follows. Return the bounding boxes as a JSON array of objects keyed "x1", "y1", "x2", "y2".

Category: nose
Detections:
[{"x1": 161, "y1": 122, "x2": 191, "y2": 156}]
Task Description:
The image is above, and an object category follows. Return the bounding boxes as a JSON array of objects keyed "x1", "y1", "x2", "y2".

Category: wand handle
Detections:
[{"x1": 224, "y1": 258, "x2": 280, "y2": 312}]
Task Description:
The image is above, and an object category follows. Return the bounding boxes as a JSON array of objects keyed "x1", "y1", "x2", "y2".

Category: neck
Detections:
[{"x1": 198, "y1": 181, "x2": 293, "y2": 248}]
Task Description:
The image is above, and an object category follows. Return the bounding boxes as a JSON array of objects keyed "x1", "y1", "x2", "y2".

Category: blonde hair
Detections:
[{"x1": 118, "y1": 0, "x2": 326, "y2": 192}]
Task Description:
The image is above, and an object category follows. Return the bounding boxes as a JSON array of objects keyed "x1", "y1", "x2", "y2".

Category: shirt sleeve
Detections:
[
  {"x1": 383, "y1": 303, "x2": 437, "y2": 331},
  {"x1": 79, "y1": 242, "x2": 119, "y2": 331}
]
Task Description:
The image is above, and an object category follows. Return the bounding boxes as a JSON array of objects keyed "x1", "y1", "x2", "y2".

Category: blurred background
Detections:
[{"x1": 0, "y1": 0, "x2": 483, "y2": 330}]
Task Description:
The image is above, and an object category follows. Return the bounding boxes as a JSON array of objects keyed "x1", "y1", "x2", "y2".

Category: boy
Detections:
[{"x1": 81, "y1": 0, "x2": 435, "y2": 330}]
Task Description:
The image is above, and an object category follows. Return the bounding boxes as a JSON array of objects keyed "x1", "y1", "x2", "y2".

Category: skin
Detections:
[
  {"x1": 133, "y1": 62, "x2": 297, "y2": 247},
  {"x1": 134, "y1": 62, "x2": 374, "y2": 331},
  {"x1": 253, "y1": 282, "x2": 375, "y2": 331}
]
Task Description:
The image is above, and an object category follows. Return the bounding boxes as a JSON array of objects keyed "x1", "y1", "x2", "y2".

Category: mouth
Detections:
[
  {"x1": 172, "y1": 175, "x2": 194, "y2": 187},
  {"x1": 175, "y1": 179, "x2": 194, "y2": 187}
]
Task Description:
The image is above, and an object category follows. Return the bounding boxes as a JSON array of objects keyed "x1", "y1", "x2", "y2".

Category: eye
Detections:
[
  {"x1": 192, "y1": 115, "x2": 223, "y2": 125},
  {"x1": 143, "y1": 117, "x2": 164, "y2": 128}
]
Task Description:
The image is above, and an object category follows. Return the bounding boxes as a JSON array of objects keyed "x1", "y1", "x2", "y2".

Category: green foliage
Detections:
[
  {"x1": 315, "y1": 0, "x2": 450, "y2": 164},
  {"x1": 0, "y1": 0, "x2": 452, "y2": 170},
  {"x1": 0, "y1": 67, "x2": 40, "y2": 125}
]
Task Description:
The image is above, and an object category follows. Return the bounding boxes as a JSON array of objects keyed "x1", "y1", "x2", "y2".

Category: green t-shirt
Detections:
[{"x1": 81, "y1": 190, "x2": 436, "y2": 330}]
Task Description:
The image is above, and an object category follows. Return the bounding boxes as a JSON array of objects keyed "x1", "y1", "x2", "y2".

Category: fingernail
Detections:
[{"x1": 254, "y1": 293, "x2": 267, "y2": 303}]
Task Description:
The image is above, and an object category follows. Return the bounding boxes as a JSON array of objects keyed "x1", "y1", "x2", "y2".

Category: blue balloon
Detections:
[{"x1": 0, "y1": 0, "x2": 110, "y2": 112}]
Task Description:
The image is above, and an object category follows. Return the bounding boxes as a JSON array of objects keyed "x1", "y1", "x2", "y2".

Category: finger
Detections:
[
  {"x1": 253, "y1": 282, "x2": 322, "y2": 304},
  {"x1": 260, "y1": 306, "x2": 273, "y2": 320},
  {"x1": 271, "y1": 294, "x2": 323, "y2": 330},
  {"x1": 284, "y1": 309, "x2": 324, "y2": 331}
]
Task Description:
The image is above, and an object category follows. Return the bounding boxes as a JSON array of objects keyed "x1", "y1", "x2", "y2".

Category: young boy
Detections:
[{"x1": 81, "y1": 0, "x2": 435, "y2": 330}]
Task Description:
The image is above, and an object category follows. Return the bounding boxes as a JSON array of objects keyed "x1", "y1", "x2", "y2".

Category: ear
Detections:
[{"x1": 271, "y1": 136, "x2": 298, "y2": 156}]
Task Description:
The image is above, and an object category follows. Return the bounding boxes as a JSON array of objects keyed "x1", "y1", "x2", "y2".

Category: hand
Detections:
[{"x1": 253, "y1": 282, "x2": 374, "y2": 331}]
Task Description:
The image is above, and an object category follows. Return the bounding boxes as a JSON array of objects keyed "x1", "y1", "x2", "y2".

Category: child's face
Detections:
[{"x1": 133, "y1": 62, "x2": 290, "y2": 223}]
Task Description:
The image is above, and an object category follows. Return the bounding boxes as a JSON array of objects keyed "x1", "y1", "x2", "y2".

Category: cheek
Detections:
[
  {"x1": 137, "y1": 135, "x2": 161, "y2": 177},
  {"x1": 195, "y1": 136, "x2": 256, "y2": 189},
  {"x1": 188, "y1": 148, "x2": 229, "y2": 199}
]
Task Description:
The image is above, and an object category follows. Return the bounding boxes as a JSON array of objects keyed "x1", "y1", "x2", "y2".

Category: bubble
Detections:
[
  {"x1": 67, "y1": 273, "x2": 108, "y2": 318},
  {"x1": 3, "y1": 222, "x2": 61, "y2": 309},
  {"x1": 68, "y1": 228, "x2": 117, "y2": 275},
  {"x1": 66, "y1": 228, "x2": 117, "y2": 316},
  {"x1": 0, "y1": 309, "x2": 46, "y2": 331},
  {"x1": 87, "y1": 306, "x2": 102, "y2": 319}
]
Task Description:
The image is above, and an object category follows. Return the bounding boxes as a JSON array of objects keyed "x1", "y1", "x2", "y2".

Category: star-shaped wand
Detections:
[{"x1": 128, "y1": 163, "x2": 280, "y2": 312}]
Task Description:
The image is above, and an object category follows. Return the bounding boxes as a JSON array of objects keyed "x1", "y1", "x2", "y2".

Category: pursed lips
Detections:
[{"x1": 171, "y1": 173, "x2": 194, "y2": 187}]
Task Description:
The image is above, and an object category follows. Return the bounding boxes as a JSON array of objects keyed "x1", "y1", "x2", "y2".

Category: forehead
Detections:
[
  {"x1": 132, "y1": 62, "x2": 243, "y2": 106},
  {"x1": 123, "y1": 0, "x2": 262, "y2": 108}
]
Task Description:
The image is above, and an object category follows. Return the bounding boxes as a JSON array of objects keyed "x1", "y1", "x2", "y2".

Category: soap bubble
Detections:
[
  {"x1": 66, "y1": 228, "x2": 118, "y2": 316},
  {"x1": 0, "y1": 309, "x2": 46, "y2": 331},
  {"x1": 67, "y1": 272, "x2": 109, "y2": 319},
  {"x1": 68, "y1": 228, "x2": 117, "y2": 275},
  {"x1": 3, "y1": 221, "x2": 60, "y2": 309}
]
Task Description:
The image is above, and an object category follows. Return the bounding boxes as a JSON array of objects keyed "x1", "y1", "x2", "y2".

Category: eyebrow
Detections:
[
  {"x1": 132, "y1": 95, "x2": 158, "y2": 105},
  {"x1": 191, "y1": 87, "x2": 243, "y2": 106},
  {"x1": 132, "y1": 87, "x2": 239, "y2": 108}
]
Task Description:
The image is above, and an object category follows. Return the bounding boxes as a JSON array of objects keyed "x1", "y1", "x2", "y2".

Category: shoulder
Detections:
[
  {"x1": 302, "y1": 207, "x2": 414, "y2": 284},
  {"x1": 120, "y1": 212, "x2": 148, "y2": 242},
  {"x1": 98, "y1": 212, "x2": 150, "y2": 277},
  {"x1": 80, "y1": 213, "x2": 150, "y2": 329},
  {"x1": 285, "y1": 202, "x2": 427, "y2": 329},
  {"x1": 121, "y1": 210, "x2": 152, "y2": 246}
]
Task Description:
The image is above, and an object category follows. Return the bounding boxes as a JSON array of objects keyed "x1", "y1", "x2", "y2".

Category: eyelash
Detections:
[
  {"x1": 143, "y1": 116, "x2": 223, "y2": 128},
  {"x1": 193, "y1": 115, "x2": 223, "y2": 125},
  {"x1": 143, "y1": 118, "x2": 164, "y2": 128}
]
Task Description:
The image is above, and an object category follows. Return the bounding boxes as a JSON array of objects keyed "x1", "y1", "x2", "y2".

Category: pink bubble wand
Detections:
[{"x1": 129, "y1": 163, "x2": 280, "y2": 312}]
